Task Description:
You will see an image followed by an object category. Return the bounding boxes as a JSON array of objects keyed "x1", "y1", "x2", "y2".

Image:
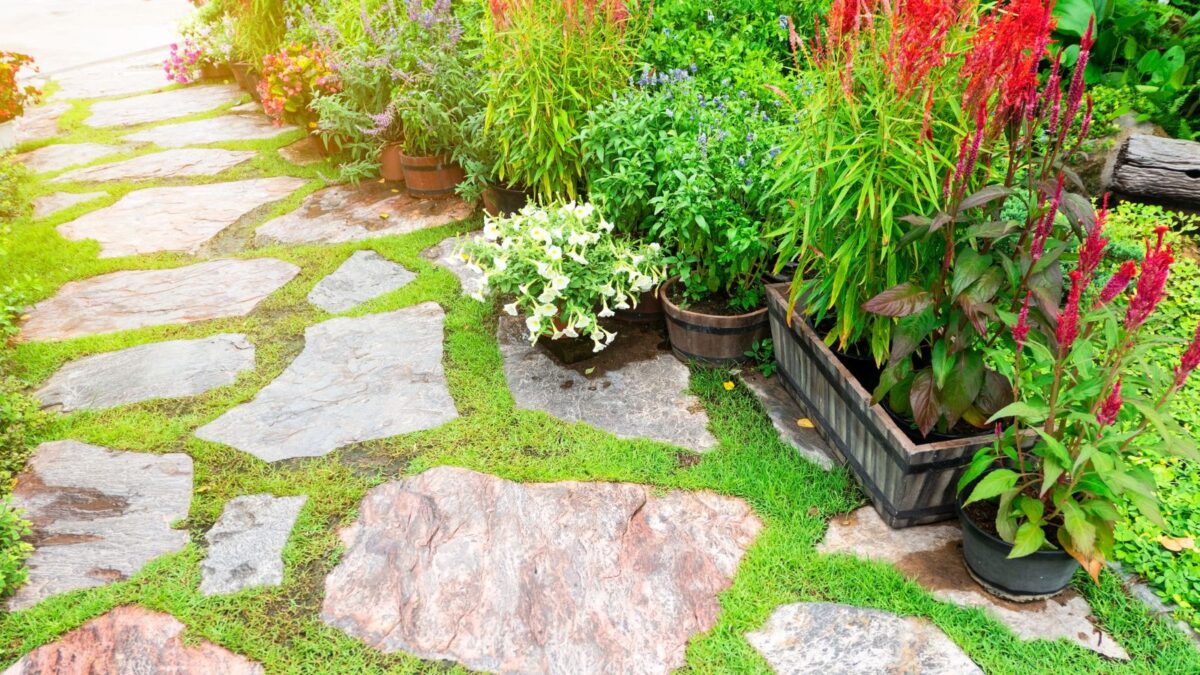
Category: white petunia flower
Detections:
[
  {"x1": 568, "y1": 232, "x2": 589, "y2": 246},
  {"x1": 550, "y1": 274, "x2": 570, "y2": 291},
  {"x1": 470, "y1": 290, "x2": 486, "y2": 302},
  {"x1": 529, "y1": 226, "x2": 550, "y2": 242},
  {"x1": 493, "y1": 257, "x2": 508, "y2": 272},
  {"x1": 563, "y1": 326, "x2": 578, "y2": 338},
  {"x1": 526, "y1": 315, "x2": 541, "y2": 333},
  {"x1": 576, "y1": 203, "x2": 595, "y2": 219},
  {"x1": 538, "y1": 288, "x2": 559, "y2": 304},
  {"x1": 536, "y1": 303, "x2": 558, "y2": 317},
  {"x1": 567, "y1": 251, "x2": 588, "y2": 265},
  {"x1": 503, "y1": 302, "x2": 519, "y2": 316},
  {"x1": 600, "y1": 283, "x2": 616, "y2": 297},
  {"x1": 546, "y1": 245, "x2": 563, "y2": 261},
  {"x1": 536, "y1": 261, "x2": 553, "y2": 279},
  {"x1": 649, "y1": 242, "x2": 661, "y2": 252},
  {"x1": 483, "y1": 221, "x2": 501, "y2": 240},
  {"x1": 599, "y1": 219, "x2": 614, "y2": 232}
]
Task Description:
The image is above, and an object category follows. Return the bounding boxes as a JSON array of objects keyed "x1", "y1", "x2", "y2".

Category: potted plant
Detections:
[
  {"x1": 581, "y1": 68, "x2": 779, "y2": 362},
  {"x1": 257, "y1": 43, "x2": 340, "y2": 155},
  {"x1": 0, "y1": 52, "x2": 40, "y2": 152},
  {"x1": 461, "y1": 202, "x2": 667, "y2": 362},
  {"x1": 163, "y1": 9, "x2": 235, "y2": 84},
  {"x1": 229, "y1": 0, "x2": 286, "y2": 100}
]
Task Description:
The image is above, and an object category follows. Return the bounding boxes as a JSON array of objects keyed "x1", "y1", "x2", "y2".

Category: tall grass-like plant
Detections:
[
  {"x1": 769, "y1": 1, "x2": 977, "y2": 363},
  {"x1": 230, "y1": 0, "x2": 288, "y2": 65},
  {"x1": 480, "y1": 0, "x2": 648, "y2": 202}
]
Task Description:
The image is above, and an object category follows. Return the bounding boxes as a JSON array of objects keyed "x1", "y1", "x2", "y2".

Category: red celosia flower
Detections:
[
  {"x1": 1062, "y1": 19, "x2": 1093, "y2": 135},
  {"x1": 889, "y1": 0, "x2": 964, "y2": 93},
  {"x1": 1097, "y1": 260, "x2": 1137, "y2": 307},
  {"x1": 1097, "y1": 377, "x2": 1123, "y2": 426},
  {"x1": 1013, "y1": 291, "x2": 1032, "y2": 351},
  {"x1": 1175, "y1": 322, "x2": 1200, "y2": 388},
  {"x1": 1125, "y1": 227, "x2": 1174, "y2": 331},
  {"x1": 960, "y1": 0, "x2": 1056, "y2": 125},
  {"x1": 1057, "y1": 269, "x2": 1085, "y2": 355},
  {"x1": 1030, "y1": 174, "x2": 1063, "y2": 262},
  {"x1": 1078, "y1": 193, "x2": 1110, "y2": 280}
]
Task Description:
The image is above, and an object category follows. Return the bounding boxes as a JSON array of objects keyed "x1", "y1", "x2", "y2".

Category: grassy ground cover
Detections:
[{"x1": 0, "y1": 84, "x2": 1198, "y2": 674}]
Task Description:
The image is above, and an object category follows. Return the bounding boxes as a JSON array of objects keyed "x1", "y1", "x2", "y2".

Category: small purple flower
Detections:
[
  {"x1": 746, "y1": 132, "x2": 756, "y2": 142},
  {"x1": 689, "y1": 63, "x2": 697, "y2": 73},
  {"x1": 778, "y1": 15, "x2": 789, "y2": 31},
  {"x1": 744, "y1": 178, "x2": 753, "y2": 187},
  {"x1": 737, "y1": 156, "x2": 746, "y2": 167},
  {"x1": 769, "y1": 146, "x2": 781, "y2": 159},
  {"x1": 738, "y1": 90, "x2": 747, "y2": 98},
  {"x1": 665, "y1": 108, "x2": 674, "y2": 118},
  {"x1": 707, "y1": 9, "x2": 715, "y2": 22},
  {"x1": 698, "y1": 132, "x2": 708, "y2": 147},
  {"x1": 761, "y1": 112, "x2": 769, "y2": 122}
]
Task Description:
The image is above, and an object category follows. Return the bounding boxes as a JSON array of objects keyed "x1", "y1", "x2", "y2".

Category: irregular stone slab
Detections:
[
  {"x1": 307, "y1": 250, "x2": 416, "y2": 313},
  {"x1": 200, "y1": 494, "x2": 307, "y2": 596},
  {"x1": 498, "y1": 316, "x2": 717, "y2": 452},
  {"x1": 35, "y1": 334, "x2": 255, "y2": 412},
  {"x1": 818, "y1": 507, "x2": 1129, "y2": 659},
  {"x1": 7, "y1": 441, "x2": 193, "y2": 610},
  {"x1": 746, "y1": 602, "x2": 981, "y2": 675},
  {"x1": 278, "y1": 136, "x2": 325, "y2": 166},
  {"x1": 14, "y1": 103, "x2": 69, "y2": 144},
  {"x1": 321, "y1": 466, "x2": 762, "y2": 673},
  {"x1": 741, "y1": 372, "x2": 838, "y2": 469},
  {"x1": 50, "y1": 52, "x2": 172, "y2": 100},
  {"x1": 196, "y1": 302, "x2": 456, "y2": 462},
  {"x1": 85, "y1": 84, "x2": 242, "y2": 127},
  {"x1": 3, "y1": 606, "x2": 263, "y2": 674},
  {"x1": 58, "y1": 177, "x2": 306, "y2": 257},
  {"x1": 21, "y1": 258, "x2": 299, "y2": 342},
  {"x1": 256, "y1": 182, "x2": 474, "y2": 245},
  {"x1": 16, "y1": 142, "x2": 123, "y2": 174},
  {"x1": 421, "y1": 232, "x2": 483, "y2": 295},
  {"x1": 32, "y1": 191, "x2": 107, "y2": 220},
  {"x1": 50, "y1": 148, "x2": 254, "y2": 183},
  {"x1": 125, "y1": 114, "x2": 297, "y2": 148}
]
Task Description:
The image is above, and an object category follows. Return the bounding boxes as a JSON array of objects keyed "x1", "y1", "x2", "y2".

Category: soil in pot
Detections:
[
  {"x1": 483, "y1": 182, "x2": 530, "y2": 217},
  {"x1": 379, "y1": 143, "x2": 404, "y2": 182},
  {"x1": 661, "y1": 279, "x2": 768, "y2": 365},
  {"x1": 958, "y1": 487, "x2": 1079, "y2": 602},
  {"x1": 809, "y1": 316, "x2": 882, "y2": 392},
  {"x1": 399, "y1": 152, "x2": 464, "y2": 199}
]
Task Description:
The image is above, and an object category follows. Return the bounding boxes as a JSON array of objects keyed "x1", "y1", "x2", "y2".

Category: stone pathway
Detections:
[
  {"x1": 200, "y1": 494, "x2": 306, "y2": 596},
  {"x1": 35, "y1": 334, "x2": 255, "y2": 412},
  {"x1": 8, "y1": 441, "x2": 193, "y2": 611},
  {"x1": 422, "y1": 232, "x2": 484, "y2": 295},
  {"x1": 84, "y1": 84, "x2": 243, "y2": 127},
  {"x1": 50, "y1": 148, "x2": 255, "y2": 183},
  {"x1": 196, "y1": 303, "x2": 457, "y2": 462},
  {"x1": 320, "y1": 466, "x2": 762, "y2": 674},
  {"x1": 741, "y1": 372, "x2": 839, "y2": 469},
  {"x1": 124, "y1": 114, "x2": 298, "y2": 148},
  {"x1": 255, "y1": 183, "x2": 473, "y2": 245},
  {"x1": 13, "y1": 102, "x2": 69, "y2": 145},
  {"x1": 3, "y1": 606, "x2": 264, "y2": 674},
  {"x1": 20, "y1": 258, "x2": 299, "y2": 341},
  {"x1": 746, "y1": 603, "x2": 982, "y2": 674},
  {"x1": 32, "y1": 191, "x2": 107, "y2": 220},
  {"x1": 818, "y1": 506, "x2": 1129, "y2": 659},
  {"x1": 58, "y1": 178, "x2": 306, "y2": 257},
  {"x1": 307, "y1": 250, "x2": 416, "y2": 313},
  {"x1": 16, "y1": 143, "x2": 123, "y2": 174}
]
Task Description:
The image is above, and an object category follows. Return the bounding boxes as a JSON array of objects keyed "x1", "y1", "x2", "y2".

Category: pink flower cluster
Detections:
[{"x1": 163, "y1": 39, "x2": 203, "y2": 84}]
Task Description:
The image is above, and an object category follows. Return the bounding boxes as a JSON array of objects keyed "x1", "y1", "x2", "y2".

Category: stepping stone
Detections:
[
  {"x1": 7, "y1": 441, "x2": 193, "y2": 610},
  {"x1": 3, "y1": 606, "x2": 263, "y2": 673},
  {"x1": 307, "y1": 250, "x2": 416, "y2": 313},
  {"x1": 421, "y1": 232, "x2": 483, "y2": 295},
  {"x1": 278, "y1": 136, "x2": 325, "y2": 166},
  {"x1": 196, "y1": 302, "x2": 457, "y2": 462},
  {"x1": 14, "y1": 102, "x2": 69, "y2": 144},
  {"x1": 200, "y1": 494, "x2": 306, "y2": 596},
  {"x1": 85, "y1": 84, "x2": 242, "y2": 127},
  {"x1": 741, "y1": 371, "x2": 839, "y2": 469},
  {"x1": 256, "y1": 182, "x2": 474, "y2": 245},
  {"x1": 50, "y1": 52, "x2": 171, "y2": 101},
  {"x1": 16, "y1": 142, "x2": 123, "y2": 174},
  {"x1": 124, "y1": 114, "x2": 297, "y2": 148},
  {"x1": 35, "y1": 334, "x2": 255, "y2": 412},
  {"x1": 497, "y1": 316, "x2": 718, "y2": 452},
  {"x1": 58, "y1": 177, "x2": 307, "y2": 258},
  {"x1": 32, "y1": 190, "x2": 107, "y2": 220},
  {"x1": 50, "y1": 148, "x2": 255, "y2": 183},
  {"x1": 20, "y1": 258, "x2": 299, "y2": 342},
  {"x1": 321, "y1": 466, "x2": 762, "y2": 674},
  {"x1": 818, "y1": 507, "x2": 1129, "y2": 659},
  {"x1": 746, "y1": 602, "x2": 981, "y2": 675}
]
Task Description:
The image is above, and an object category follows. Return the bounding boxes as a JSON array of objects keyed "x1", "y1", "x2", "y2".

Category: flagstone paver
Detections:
[
  {"x1": 50, "y1": 52, "x2": 172, "y2": 100},
  {"x1": 35, "y1": 334, "x2": 255, "y2": 412},
  {"x1": 7, "y1": 441, "x2": 193, "y2": 611},
  {"x1": 741, "y1": 372, "x2": 839, "y2": 469},
  {"x1": 196, "y1": 302, "x2": 457, "y2": 462},
  {"x1": 421, "y1": 232, "x2": 483, "y2": 295},
  {"x1": 2, "y1": 606, "x2": 264, "y2": 674},
  {"x1": 818, "y1": 506, "x2": 1129, "y2": 659},
  {"x1": 125, "y1": 114, "x2": 297, "y2": 148},
  {"x1": 16, "y1": 142, "x2": 124, "y2": 174},
  {"x1": 307, "y1": 250, "x2": 416, "y2": 313},
  {"x1": 497, "y1": 316, "x2": 718, "y2": 452},
  {"x1": 200, "y1": 494, "x2": 307, "y2": 596},
  {"x1": 277, "y1": 136, "x2": 326, "y2": 166},
  {"x1": 255, "y1": 182, "x2": 474, "y2": 245},
  {"x1": 321, "y1": 466, "x2": 762, "y2": 674},
  {"x1": 50, "y1": 147, "x2": 255, "y2": 183},
  {"x1": 20, "y1": 258, "x2": 299, "y2": 342},
  {"x1": 58, "y1": 177, "x2": 307, "y2": 257},
  {"x1": 84, "y1": 83, "x2": 243, "y2": 127},
  {"x1": 32, "y1": 190, "x2": 108, "y2": 220},
  {"x1": 14, "y1": 102, "x2": 69, "y2": 144},
  {"x1": 746, "y1": 603, "x2": 982, "y2": 675}
]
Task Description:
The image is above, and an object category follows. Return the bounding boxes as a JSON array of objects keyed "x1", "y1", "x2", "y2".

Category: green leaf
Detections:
[
  {"x1": 1009, "y1": 522, "x2": 1048, "y2": 558},
  {"x1": 932, "y1": 340, "x2": 953, "y2": 389},
  {"x1": 1053, "y1": 0, "x2": 1095, "y2": 37},
  {"x1": 951, "y1": 249, "x2": 992, "y2": 299},
  {"x1": 1041, "y1": 455, "x2": 1065, "y2": 496},
  {"x1": 964, "y1": 469, "x2": 1020, "y2": 507},
  {"x1": 988, "y1": 400, "x2": 1048, "y2": 424},
  {"x1": 957, "y1": 450, "x2": 996, "y2": 494},
  {"x1": 1062, "y1": 501, "x2": 1096, "y2": 557},
  {"x1": 941, "y1": 351, "x2": 983, "y2": 427}
]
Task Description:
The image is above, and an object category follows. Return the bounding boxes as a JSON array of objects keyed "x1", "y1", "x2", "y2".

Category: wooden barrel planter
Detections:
[
  {"x1": 379, "y1": 143, "x2": 404, "y2": 182},
  {"x1": 229, "y1": 63, "x2": 260, "y2": 102},
  {"x1": 660, "y1": 278, "x2": 768, "y2": 365},
  {"x1": 398, "y1": 152, "x2": 464, "y2": 199},
  {"x1": 765, "y1": 282, "x2": 993, "y2": 528},
  {"x1": 198, "y1": 62, "x2": 232, "y2": 80},
  {"x1": 1108, "y1": 135, "x2": 1200, "y2": 207}
]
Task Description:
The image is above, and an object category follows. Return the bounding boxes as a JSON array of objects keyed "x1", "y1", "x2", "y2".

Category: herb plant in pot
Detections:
[
  {"x1": 0, "y1": 52, "x2": 39, "y2": 152},
  {"x1": 581, "y1": 68, "x2": 778, "y2": 363},
  {"x1": 461, "y1": 202, "x2": 667, "y2": 363}
]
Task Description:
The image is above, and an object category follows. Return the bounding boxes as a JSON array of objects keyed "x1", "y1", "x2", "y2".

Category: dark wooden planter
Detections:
[
  {"x1": 482, "y1": 182, "x2": 530, "y2": 217},
  {"x1": 398, "y1": 152, "x2": 464, "y2": 199},
  {"x1": 765, "y1": 282, "x2": 993, "y2": 528},
  {"x1": 661, "y1": 278, "x2": 768, "y2": 365},
  {"x1": 229, "y1": 62, "x2": 261, "y2": 102}
]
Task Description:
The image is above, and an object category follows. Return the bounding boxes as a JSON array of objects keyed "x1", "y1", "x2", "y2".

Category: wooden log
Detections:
[{"x1": 1109, "y1": 135, "x2": 1200, "y2": 206}]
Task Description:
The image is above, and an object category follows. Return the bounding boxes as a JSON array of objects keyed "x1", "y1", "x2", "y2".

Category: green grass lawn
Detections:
[{"x1": 0, "y1": 85, "x2": 1198, "y2": 674}]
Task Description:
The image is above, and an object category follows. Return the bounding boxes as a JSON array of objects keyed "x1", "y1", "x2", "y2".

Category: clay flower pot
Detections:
[
  {"x1": 398, "y1": 151, "x2": 465, "y2": 199},
  {"x1": 379, "y1": 143, "x2": 404, "y2": 182},
  {"x1": 198, "y1": 62, "x2": 232, "y2": 80}
]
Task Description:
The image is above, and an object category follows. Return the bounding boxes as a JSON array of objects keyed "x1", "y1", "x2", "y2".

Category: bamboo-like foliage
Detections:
[{"x1": 230, "y1": 0, "x2": 288, "y2": 65}]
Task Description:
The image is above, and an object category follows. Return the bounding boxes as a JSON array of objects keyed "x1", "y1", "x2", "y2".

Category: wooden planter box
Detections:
[{"x1": 765, "y1": 283, "x2": 993, "y2": 528}]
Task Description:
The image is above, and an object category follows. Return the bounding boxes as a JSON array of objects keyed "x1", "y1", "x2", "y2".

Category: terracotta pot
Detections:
[
  {"x1": 613, "y1": 288, "x2": 664, "y2": 324},
  {"x1": 482, "y1": 182, "x2": 531, "y2": 217},
  {"x1": 660, "y1": 277, "x2": 768, "y2": 365},
  {"x1": 398, "y1": 152, "x2": 464, "y2": 199},
  {"x1": 198, "y1": 62, "x2": 232, "y2": 80},
  {"x1": 379, "y1": 143, "x2": 404, "y2": 182}
]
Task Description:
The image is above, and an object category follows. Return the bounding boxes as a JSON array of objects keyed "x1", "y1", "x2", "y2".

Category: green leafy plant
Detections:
[
  {"x1": 462, "y1": 202, "x2": 667, "y2": 351},
  {"x1": 746, "y1": 338, "x2": 778, "y2": 377},
  {"x1": 230, "y1": 0, "x2": 287, "y2": 66},
  {"x1": 0, "y1": 498, "x2": 31, "y2": 599}
]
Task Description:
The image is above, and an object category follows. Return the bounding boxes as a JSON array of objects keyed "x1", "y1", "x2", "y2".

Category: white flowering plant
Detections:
[{"x1": 462, "y1": 202, "x2": 668, "y2": 353}]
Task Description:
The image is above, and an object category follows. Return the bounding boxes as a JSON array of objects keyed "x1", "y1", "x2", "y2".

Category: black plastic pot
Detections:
[
  {"x1": 483, "y1": 182, "x2": 530, "y2": 217},
  {"x1": 957, "y1": 489, "x2": 1079, "y2": 601}
]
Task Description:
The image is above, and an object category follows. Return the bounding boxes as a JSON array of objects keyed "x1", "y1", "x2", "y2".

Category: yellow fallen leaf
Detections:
[
  {"x1": 584, "y1": 367, "x2": 595, "y2": 376},
  {"x1": 723, "y1": 381, "x2": 735, "y2": 391},
  {"x1": 1159, "y1": 535, "x2": 1195, "y2": 552},
  {"x1": 379, "y1": 213, "x2": 390, "y2": 220},
  {"x1": 391, "y1": 188, "x2": 400, "y2": 193},
  {"x1": 797, "y1": 418, "x2": 815, "y2": 428}
]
